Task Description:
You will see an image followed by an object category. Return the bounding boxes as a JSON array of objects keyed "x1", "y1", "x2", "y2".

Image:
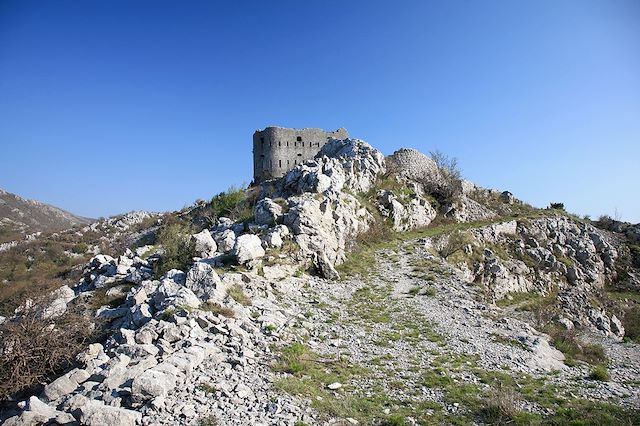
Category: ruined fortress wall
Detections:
[{"x1": 253, "y1": 127, "x2": 349, "y2": 182}]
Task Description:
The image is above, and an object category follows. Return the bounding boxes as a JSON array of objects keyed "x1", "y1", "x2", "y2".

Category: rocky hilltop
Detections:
[
  {"x1": 1, "y1": 139, "x2": 639, "y2": 425},
  {"x1": 0, "y1": 189, "x2": 93, "y2": 246}
]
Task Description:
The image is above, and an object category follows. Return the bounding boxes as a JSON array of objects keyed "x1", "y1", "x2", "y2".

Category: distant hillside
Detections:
[{"x1": 0, "y1": 189, "x2": 93, "y2": 242}]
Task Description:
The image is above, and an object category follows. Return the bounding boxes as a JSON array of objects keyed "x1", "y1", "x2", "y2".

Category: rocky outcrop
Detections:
[
  {"x1": 431, "y1": 216, "x2": 626, "y2": 338},
  {"x1": 377, "y1": 190, "x2": 436, "y2": 231},
  {"x1": 252, "y1": 138, "x2": 386, "y2": 278}
]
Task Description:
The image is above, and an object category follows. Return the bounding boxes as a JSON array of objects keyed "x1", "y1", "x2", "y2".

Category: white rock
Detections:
[
  {"x1": 191, "y1": 229, "x2": 217, "y2": 257},
  {"x1": 213, "y1": 229, "x2": 236, "y2": 253},
  {"x1": 255, "y1": 198, "x2": 283, "y2": 225},
  {"x1": 233, "y1": 234, "x2": 265, "y2": 265},
  {"x1": 185, "y1": 262, "x2": 227, "y2": 302}
]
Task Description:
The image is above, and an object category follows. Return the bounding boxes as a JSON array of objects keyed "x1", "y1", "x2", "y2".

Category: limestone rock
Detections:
[
  {"x1": 191, "y1": 229, "x2": 217, "y2": 258},
  {"x1": 213, "y1": 228, "x2": 236, "y2": 253},
  {"x1": 185, "y1": 261, "x2": 226, "y2": 302},
  {"x1": 232, "y1": 234, "x2": 265, "y2": 265},
  {"x1": 254, "y1": 198, "x2": 283, "y2": 225}
]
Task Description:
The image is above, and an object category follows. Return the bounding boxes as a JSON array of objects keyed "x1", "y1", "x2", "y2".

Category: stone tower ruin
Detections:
[{"x1": 252, "y1": 126, "x2": 349, "y2": 183}]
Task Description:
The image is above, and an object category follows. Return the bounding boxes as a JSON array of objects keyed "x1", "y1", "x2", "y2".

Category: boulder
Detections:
[
  {"x1": 232, "y1": 234, "x2": 265, "y2": 265},
  {"x1": 262, "y1": 225, "x2": 290, "y2": 249},
  {"x1": 41, "y1": 285, "x2": 75, "y2": 319},
  {"x1": 152, "y1": 277, "x2": 201, "y2": 310},
  {"x1": 76, "y1": 343, "x2": 104, "y2": 365},
  {"x1": 191, "y1": 229, "x2": 217, "y2": 257},
  {"x1": 131, "y1": 368, "x2": 178, "y2": 401},
  {"x1": 42, "y1": 368, "x2": 87, "y2": 402},
  {"x1": 185, "y1": 262, "x2": 227, "y2": 302},
  {"x1": 255, "y1": 198, "x2": 283, "y2": 225},
  {"x1": 213, "y1": 229, "x2": 236, "y2": 253},
  {"x1": 66, "y1": 395, "x2": 142, "y2": 426}
]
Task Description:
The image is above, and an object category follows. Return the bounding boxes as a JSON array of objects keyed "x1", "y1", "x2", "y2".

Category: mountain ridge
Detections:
[{"x1": 0, "y1": 189, "x2": 94, "y2": 243}]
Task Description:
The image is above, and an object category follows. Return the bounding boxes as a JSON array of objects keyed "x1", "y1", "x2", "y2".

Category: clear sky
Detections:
[{"x1": 1, "y1": 1, "x2": 639, "y2": 222}]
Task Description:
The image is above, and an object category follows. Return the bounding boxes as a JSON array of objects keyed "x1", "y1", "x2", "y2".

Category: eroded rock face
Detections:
[
  {"x1": 277, "y1": 139, "x2": 385, "y2": 196},
  {"x1": 258, "y1": 139, "x2": 385, "y2": 277},
  {"x1": 377, "y1": 190, "x2": 437, "y2": 231},
  {"x1": 434, "y1": 216, "x2": 626, "y2": 339}
]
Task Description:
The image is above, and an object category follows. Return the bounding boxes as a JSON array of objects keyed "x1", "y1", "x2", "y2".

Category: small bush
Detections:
[
  {"x1": 153, "y1": 222, "x2": 196, "y2": 278},
  {"x1": 439, "y1": 230, "x2": 473, "y2": 259},
  {"x1": 209, "y1": 186, "x2": 249, "y2": 219},
  {"x1": 622, "y1": 305, "x2": 640, "y2": 342},
  {"x1": 227, "y1": 284, "x2": 252, "y2": 306},
  {"x1": 549, "y1": 328, "x2": 608, "y2": 366},
  {"x1": 197, "y1": 383, "x2": 217, "y2": 394},
  {"x1": 589, "y1": 365, "x2": 609, "y2": 381},
  {"x1": 201, "y1": 302, "x2": 235, "y2": 318},
  {"x1": 423, "y1": 150, "x2": 463, "y2": 208},
  {"x1": 478, "y1": 389, "x2": 521, "y2": 425},
  {"x1": 549, "y1": 202, "x2": 565, "y2": 211},
  {"x1": 424, "y1": 286, "x2": 437, "y2": 297},
  {"x1": 71, "y1": 242, "x2": 88, "y2": 254},
  {"x1": 199, "y1": 415, "x2": 219, "y2": 426},
  {"x1": 0, "y1": 296, "x2": 94, "y2": 400}
]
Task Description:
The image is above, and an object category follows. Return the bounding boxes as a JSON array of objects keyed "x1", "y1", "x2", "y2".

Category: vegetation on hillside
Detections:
[{"x1": 0, "y1": 295, "x2": 97, "y2": 401}]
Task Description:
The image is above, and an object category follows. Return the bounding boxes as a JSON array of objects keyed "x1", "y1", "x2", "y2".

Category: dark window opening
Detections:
[
  {"x1": 279, "y1": 141, "x2": 281, "y2": 147},
  {"x1": 296, "y1": 136, "x2": 302, "y2": 142},
  {"x1": 279, "y1": 159, "x2": 282, "y2": 168},
  {"x1": 287, "y1": 160, "x2": 290, "y2": 166},
  {"x1": 286, "y1": 141, "x2": 289, "y2": 147},
  {"x1": 297, "y1": 153, "x2": 302, "y2": 156},
  {"x1": 294, "y1": 159, "x2": 297, "y2": 165}
]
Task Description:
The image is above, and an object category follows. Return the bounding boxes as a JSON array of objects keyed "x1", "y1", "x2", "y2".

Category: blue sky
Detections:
[{"x1": 1, "y1": 1, "x2": 639, "y2": 222}]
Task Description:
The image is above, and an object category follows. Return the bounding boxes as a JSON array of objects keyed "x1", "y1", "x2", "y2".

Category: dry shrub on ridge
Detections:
[{"x1": 0, "y1": 295, "x2": 94, "y2": 401}]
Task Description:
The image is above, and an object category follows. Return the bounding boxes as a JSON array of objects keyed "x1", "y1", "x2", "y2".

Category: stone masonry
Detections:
[{"x1": 252, "y1": 127, "x2": 349, "y2": 183}]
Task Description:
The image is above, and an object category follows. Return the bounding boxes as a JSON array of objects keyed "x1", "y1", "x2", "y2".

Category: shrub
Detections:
[
  {"x1": 0, "y1": 296, "x2": 94, "y2": 401},
  {"x1": 589, "y1": 365, "x2": 609, "y2": 381},
  {"x1": 153, "y1": 222, "x2": 196, "y2": 278},
  {"x1": 423, "y1": 150, "x2": 463, "y2": 207},
  {"x1": 71, "y1": 242, "x2": 88, "y2": 254},
  {"x1": 549, "y1": 202, "x2": 565, "y2": 211},
  {"x1": 199, "y1": 415, "x2": 220, "y2": 426},
  {"x1": 439, "y1": 230, "x2": 473, "y2": 259},
  {"x1": 201, "y1": 302, "x2": 235, "y2": 318},
  {"x1": 227, "y1": 284, "x2": 252, "y2": 306},
  {"x1": 209, "y1": 186, "x2": 248, "y2": 219},
  {"x1": 478, "y1": 389, "x2": 521, "y2": 425},
  {"x1": 622, "y1": 305, "x2": 640, "y2": 342},
  {"x1": 549, "y1": 328, "x2": 607, "y2": 366}
]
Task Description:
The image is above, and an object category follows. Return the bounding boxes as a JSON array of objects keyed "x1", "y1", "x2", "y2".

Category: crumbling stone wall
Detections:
[{"x1": 252, "y1": 127, "x2": 349, "y2": 182}]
